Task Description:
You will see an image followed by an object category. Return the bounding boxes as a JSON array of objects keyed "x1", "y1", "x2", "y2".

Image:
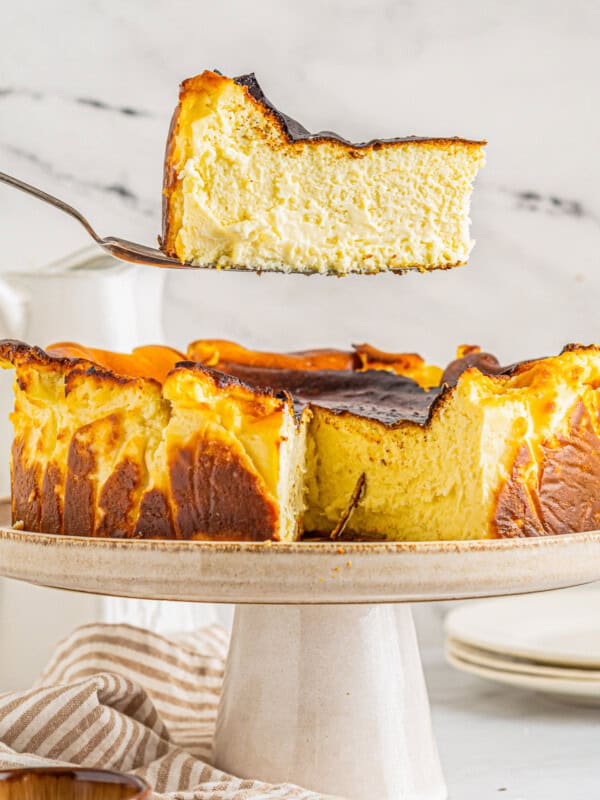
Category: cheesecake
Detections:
[
  {"x1": 161, "y1": 71, "x2": 486, "y2": 274},
  {"x1": 3, "y1": 338, "x2": 600, "y2": 541}
]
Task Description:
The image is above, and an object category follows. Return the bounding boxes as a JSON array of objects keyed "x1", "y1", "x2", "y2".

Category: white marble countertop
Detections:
[
  {"x1": 418, "y1": 615, "x2": 600, "y2": 800},
  {"x1": 1, "y1": 0, "x2": 600, "y2": 367}
]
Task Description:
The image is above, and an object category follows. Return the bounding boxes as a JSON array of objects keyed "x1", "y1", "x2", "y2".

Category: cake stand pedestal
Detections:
[
  {"x1": 2, "y1": 530, "x2": 600, "y2": 800},
  {"x1": 216, "y1": 603, "x2": 442, "y2": 798}
]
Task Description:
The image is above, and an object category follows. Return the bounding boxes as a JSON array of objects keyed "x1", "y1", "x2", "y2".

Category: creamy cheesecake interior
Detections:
[
  {"x1": 3, "y1": 339, "x2": 600, "y2": 541},
  {"x1": 162, "y1": 71, "x2": 486, "y2": 274}
]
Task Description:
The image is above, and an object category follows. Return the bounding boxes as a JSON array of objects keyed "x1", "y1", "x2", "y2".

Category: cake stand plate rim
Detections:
[
  {"x1": 1, "y1": 526, "x2": 599, "y2": 551},
  {"x1": 1, "y1": 526, "x2": 600, "y2": 603}
]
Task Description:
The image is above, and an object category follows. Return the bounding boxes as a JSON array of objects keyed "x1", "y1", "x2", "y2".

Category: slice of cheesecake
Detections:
[
  {"x1": 0, "y1": 341, "x2": 306, "y2": 541},
  {"x1": 155, "y1": 363, "x2": 306, "y2": 540},
  {"x1": 161, "y1": 71, "x2": 486, "y2": 274}
]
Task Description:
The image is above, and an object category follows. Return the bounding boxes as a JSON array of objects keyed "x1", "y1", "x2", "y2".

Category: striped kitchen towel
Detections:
[{"x1": 0, "y1": 623, "x2": 334, "y2": 799}]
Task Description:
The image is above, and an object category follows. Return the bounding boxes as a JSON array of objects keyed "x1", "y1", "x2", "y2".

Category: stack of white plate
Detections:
[{"x1": 444, "y1": 585, "x2": 600, "y2": 703}]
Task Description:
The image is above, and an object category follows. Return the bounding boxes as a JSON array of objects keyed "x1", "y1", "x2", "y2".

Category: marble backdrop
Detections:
[
  {"x1": 0, "y1": 0, "x2": 599, "y2": 686},
  {"x1": 2, "y1": 0, "x2": 600, "y2": 362}
]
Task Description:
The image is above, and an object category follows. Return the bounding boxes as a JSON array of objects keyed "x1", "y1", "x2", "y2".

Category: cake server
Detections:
[{"x1": 0, "y1": 171, "x2": 193, "y2": 269}]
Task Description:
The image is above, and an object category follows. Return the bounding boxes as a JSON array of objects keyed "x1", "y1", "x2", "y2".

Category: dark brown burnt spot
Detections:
[
  {"x1": 11, "y1": 437, "x2": 41, "y2": 531},
  {"x1": 233, "y1": 73, "x2": 484, "y2": 150},
  {"x1": 169, "y1": 435, "x2": 278, "y2": 540},
  {"x1": 493, "y1": 445, "x2": 545, "y2": 537},
  {"x1": 494, "y1": 401, "x2": 600, "y2": 537},
  {"x1": 63, "y1": 436, "x2": 96, "y2": 537},
  {"x1": 96, "y1": 459, "x2": 141, "y2": 538},
  {"x1": 206, "y1": 362, "x2": 439, "y2": 428},
  {"x1": 441, "y1": 352, "x2": 504, "y2": 386},
  {"x1": 135, "y1": 489, "x2": 176, "y2": 539},
  {"x1": 160, "y1": 103, "x2": 182, "y2": 255},
  {"x1": 40, "y1": 463, "x2": 63, "y2": 534},
  {"x1": 538, "y1": 401, "x2": 600, "y2": 533}
]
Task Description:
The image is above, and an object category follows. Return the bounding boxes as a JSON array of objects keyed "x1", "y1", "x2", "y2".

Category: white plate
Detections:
[
  {"x1": 446, "y1": 638, "x2": 600, "y2": 681},
  {"x1": 2, "y1": 527, "x2": 600, "y2": 604},
  {"x1": 445, "y1": 586, "x2": 600, "y2": 667},
  {"x1": 446, "y1": 648, "x2": 600, "y2": 705}
]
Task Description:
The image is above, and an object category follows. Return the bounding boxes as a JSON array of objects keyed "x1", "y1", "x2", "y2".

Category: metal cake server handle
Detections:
[{"x1": 0, "y1": 171, "x2": 201, "y2": 270}]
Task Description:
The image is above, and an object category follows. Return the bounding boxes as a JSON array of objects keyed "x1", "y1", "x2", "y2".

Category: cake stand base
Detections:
[
  {"x1": 214, "y1": 604, "x2": 445, "y2": 800},
  {"x1": 4, "y1": 530, "x2": 600, "y2": 798}
]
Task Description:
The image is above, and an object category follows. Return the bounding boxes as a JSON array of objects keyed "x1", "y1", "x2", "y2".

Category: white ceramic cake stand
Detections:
[{"x1": 2, "y1": 529, "x2": 600, "y2": 800}]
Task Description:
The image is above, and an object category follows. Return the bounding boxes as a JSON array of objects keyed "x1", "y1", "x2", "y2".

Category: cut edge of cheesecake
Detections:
[{"x1": 161, "y1": 70, "x2": 486, "y2": 275}]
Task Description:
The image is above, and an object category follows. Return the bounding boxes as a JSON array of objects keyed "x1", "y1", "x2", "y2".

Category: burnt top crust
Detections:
[
  {"x1": 207, "y1": 348, "x2": 523, "y2": 428},
  {"x1": 441, "y1": 351, "x2": 505, "y2": 385},
  {"x1": 4, "y1": 339, "x2": 572, "y2": 430},
  {"x1": 0, "y1": 340, "x2": 514, "y2": 430},
  {"x1": 210, "y1": 362, "x2": 441, "y2": 426},
  {"x1": 233, "y1": 72, "x2": 485, "y2": 149}
]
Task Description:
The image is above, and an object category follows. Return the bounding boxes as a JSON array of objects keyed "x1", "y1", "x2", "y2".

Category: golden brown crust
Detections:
[
  {"x1": 188, "y1": 339, "x2": 358, "y2": 372},
  {"x1": 48, "y1": 342, "x2": 184, "y2": 385},
  {"x1": 160, "y1": 101, "x2": 183, "y2": 256},
  {"x1": 0, "y1": 339, "x2": 82, "y2": 374},
  {"x1": 0, "y1": 339, "x2": 183, "y2": 389},
  {"x1": 97, "y1": 460, "x2": 142, "y2": 538},
  {"x1": 9, "y1": 413, "x2": 282, "y2": 542},
  {"x1": 168, "y1": 358, "x2": 287, "y2": 402}
]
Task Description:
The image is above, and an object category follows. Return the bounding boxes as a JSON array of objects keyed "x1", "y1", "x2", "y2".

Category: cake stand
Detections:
[{"x1": 1, "y1": 529, "x2": 600, "y2": 800}]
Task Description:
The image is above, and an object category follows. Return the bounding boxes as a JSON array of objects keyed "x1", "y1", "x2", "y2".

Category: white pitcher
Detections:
[{"x1": 0, "y1": 245, "x2": 166, "y2": 348}]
